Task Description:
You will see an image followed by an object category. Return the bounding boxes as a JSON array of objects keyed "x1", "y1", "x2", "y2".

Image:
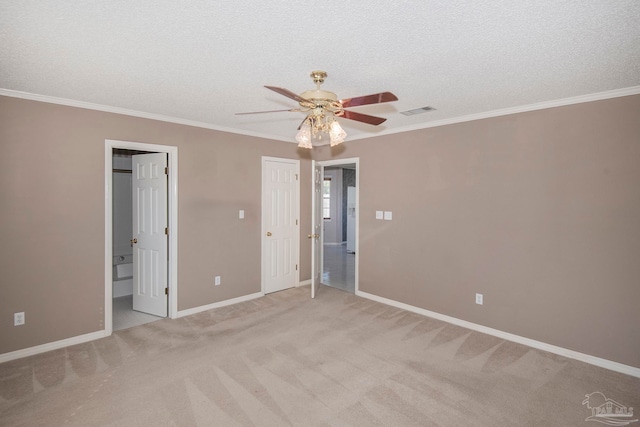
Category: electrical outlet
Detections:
[
  {"x1": 215, "y1": 276, "x2": 221, "y2": 286},
  {"x1": 14, "y1": 312, "x2": 25, "y2": 326},
  {"x1": 475, "y1": 293, "x2": 483, "y2": 305}
]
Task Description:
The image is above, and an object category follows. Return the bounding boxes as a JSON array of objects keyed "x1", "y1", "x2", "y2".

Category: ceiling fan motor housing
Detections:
[
  {"x1": 300, "y1": 89, "x2": 338, "y2": 102},
  {"x1": 300, "y1": 70, "x2": 340, "y2": 110}
]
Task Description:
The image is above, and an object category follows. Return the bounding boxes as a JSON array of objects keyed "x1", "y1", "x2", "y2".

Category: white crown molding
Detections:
[
  {"x1": 356, "y1": 290, "x2": 640, "y2": 378},
  {"x1": 2, "y1": 86, "x2": 639, "y2": 143},
  {"x1": 0, "y1": 88, "x2": 292, "y2": 143},
  {"x1": 347, "y1": 85, "x2": 640, "y2": 141}
]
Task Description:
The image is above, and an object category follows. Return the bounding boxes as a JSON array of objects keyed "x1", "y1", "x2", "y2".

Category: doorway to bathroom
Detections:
[{"x1": 105, "y1": 140, "x2": 178, "y2": 334}]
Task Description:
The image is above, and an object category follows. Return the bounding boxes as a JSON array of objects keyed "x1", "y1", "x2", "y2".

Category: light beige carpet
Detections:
[{"x1": 1, "y1": 286, "x2": 638, "y2": 426}]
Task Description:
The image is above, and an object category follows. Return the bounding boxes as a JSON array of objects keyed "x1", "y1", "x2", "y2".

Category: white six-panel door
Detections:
[
  {"x1": 263, "y1": 157, "x2": 299, "y2": 294},
  {"x1": 132, "y1": 153, "x2": 168, "y2": 317}
]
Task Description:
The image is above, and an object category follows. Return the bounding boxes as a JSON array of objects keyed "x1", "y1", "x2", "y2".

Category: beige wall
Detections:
[
  {"x1": 0, "y1": 96, "x2": 315, "y2": 354},
  {"x1": 316, "y1": 94, "x2": 640, "y2": 368},
  {"x1": 2, "y1": 93, "x2": 639, "y2": 368}
]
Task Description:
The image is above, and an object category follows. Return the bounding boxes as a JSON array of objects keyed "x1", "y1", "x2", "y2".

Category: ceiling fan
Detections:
[{"x1": 236, "y1": 71, "x2": 398, "y2": 148}]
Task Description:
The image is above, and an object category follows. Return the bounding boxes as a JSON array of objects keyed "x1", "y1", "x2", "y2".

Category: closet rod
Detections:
[{"x1": 113, "y1": 169, "x2": 132, "y2": 174}]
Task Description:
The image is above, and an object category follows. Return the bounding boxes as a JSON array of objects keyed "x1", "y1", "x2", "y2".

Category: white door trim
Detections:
[
  {"x1": 316, "y1": 158, "x2": 359, "y2": 294},
  {"x1": 261, "y1": 156, "x2": 300, "y2": 295},
  {"x1": 104, "y1": 139, "x2": 179, "y2": 336}
]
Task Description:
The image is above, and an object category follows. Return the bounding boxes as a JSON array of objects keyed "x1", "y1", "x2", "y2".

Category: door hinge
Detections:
[
  {"x1": 296, "y1": 264, "x2": 298, "y2": 271},
  {"x1": 295, "y1": 174, "x2": 298, "y2": 181},
  {"x1": 296, "y1": 219, "x2": 298, "y2": 225},
  {"x1": 165, "y1": 227, "x2": 168, "y2": 235},
  {"x1": 164, "y1": 167, "x2": 168, "y2": 175},
  {"x1": 165, "y1": 287, "x2": 168, "y2": 295}
]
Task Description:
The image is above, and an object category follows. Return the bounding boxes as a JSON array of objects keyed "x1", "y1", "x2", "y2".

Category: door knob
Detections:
[
  {"x1": 130, "y1": 238, "x2": 138, "y2": 244},
  {"x1": 266, "y1": 232, "x2": 272, "y2": 237},
  {"x1": 308, "y1": 234, "x2": 313, "y2": 239}
]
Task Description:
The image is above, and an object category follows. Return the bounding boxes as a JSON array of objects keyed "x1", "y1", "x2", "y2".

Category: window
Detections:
[{"x1": 323, "y1": 177, "x2": 331, "y2": 219}]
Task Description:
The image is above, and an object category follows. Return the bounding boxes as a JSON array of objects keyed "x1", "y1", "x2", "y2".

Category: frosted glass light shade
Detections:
[
  {"x1": 329, "y1": 120, "x2": 346, "y2": 146},
  {"x1": 296, "y1": 124, "x2": 312, "y2": 149}
]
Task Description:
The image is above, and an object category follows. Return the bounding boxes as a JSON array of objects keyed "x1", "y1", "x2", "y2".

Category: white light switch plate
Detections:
[
  {"x1": 239, "y1": 210, "x2": 245, "y2": 219},
  {"x1": 384, "y1": 211, "x2": 393, "y2": 220},
  {"x1": 375, "y1": 211, "x2": 384, "y2": 220}
]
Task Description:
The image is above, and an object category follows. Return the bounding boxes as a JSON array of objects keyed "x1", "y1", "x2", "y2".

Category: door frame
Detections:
[
  {"x1": 261, "y1": 156, "x2": 301, "y2": 295},
  {"x1": 314, "y1": 157, "x2": 359, "y2": 294},
  {"x1": 104, "y1": 139, "x2": 179, "y2": 335}
]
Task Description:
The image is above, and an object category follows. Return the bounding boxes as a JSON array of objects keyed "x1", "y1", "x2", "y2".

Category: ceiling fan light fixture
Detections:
[
  {"x1": 239, "y1": 71, "x2": 398, "y2": 149},
  {"x1": 329, "y1": 120, "x2": 347, "y2": 146},
  {"x1": 296, "y1": 123, "x2": 313, "y2": 149}
]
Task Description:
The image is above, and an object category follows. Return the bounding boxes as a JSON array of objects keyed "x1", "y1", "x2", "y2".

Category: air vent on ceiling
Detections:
[{"x1": 400, "y1": 106, "x2": 437, "y2": 116}]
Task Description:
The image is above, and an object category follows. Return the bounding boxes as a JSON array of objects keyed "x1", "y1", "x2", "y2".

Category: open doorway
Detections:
[
  {"x1": 311, "y1": 158, "x2": 358, "y2": 298},
  {"x1": 111, "y1": 149, "x2": 165, "y2": 330},
  {"x1": 104, "y1": 140, "x2": 179, "y2": 335},
  {"x1": 322, "y1": 164, "x2": 356, "y2": 293}
]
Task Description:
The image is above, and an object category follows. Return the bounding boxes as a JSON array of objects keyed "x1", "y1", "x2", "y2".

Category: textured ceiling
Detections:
[{"x1": 1, "y1": 1, "x2": 639, "y2": 143}]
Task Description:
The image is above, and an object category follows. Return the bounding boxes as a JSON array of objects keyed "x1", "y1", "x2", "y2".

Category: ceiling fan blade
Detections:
[
  {"x1": 340, "y1": 91, "x2": 398, "y2": 108},
  {"x1": 342, "y1": 110, "x2": 387, "y2": 126},
  {"x1": 264, "y1": 86, "x2": 310, "y2": 103},
  {"x1": 235, "y1": 108, "x2": 298, "y2": 115}
]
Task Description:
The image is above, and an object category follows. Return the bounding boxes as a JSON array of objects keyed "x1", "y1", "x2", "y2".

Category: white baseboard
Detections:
[
  {"x1": 0, "y1": 292, "x2": 265, "y2": 363},
  {"x1": 0, "y1": 330, "x2": 108, "y2": 364},
  {"x1": 356, "y1": 290, "x2": 640, "y2": 379},
  {"x1": 175, "y1": 291, "x2": 263, "y2": 318},
  {"x1": 6, "y1": 288, "x2": 635, "y2": 378}
]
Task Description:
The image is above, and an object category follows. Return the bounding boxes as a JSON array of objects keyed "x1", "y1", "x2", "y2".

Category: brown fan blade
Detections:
[
  {"x1": 264, "y1": 86, "x2": 310, "y2": 104},
  {"x1": 340, "y1": 92, "x2": 398, "y2": 108},
  {"x1": 342, "y1": 110, "x2": 387, "y2": 125},
  {"x1": 235, "y1": 109, "x2": 298, "y2": 115}
]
